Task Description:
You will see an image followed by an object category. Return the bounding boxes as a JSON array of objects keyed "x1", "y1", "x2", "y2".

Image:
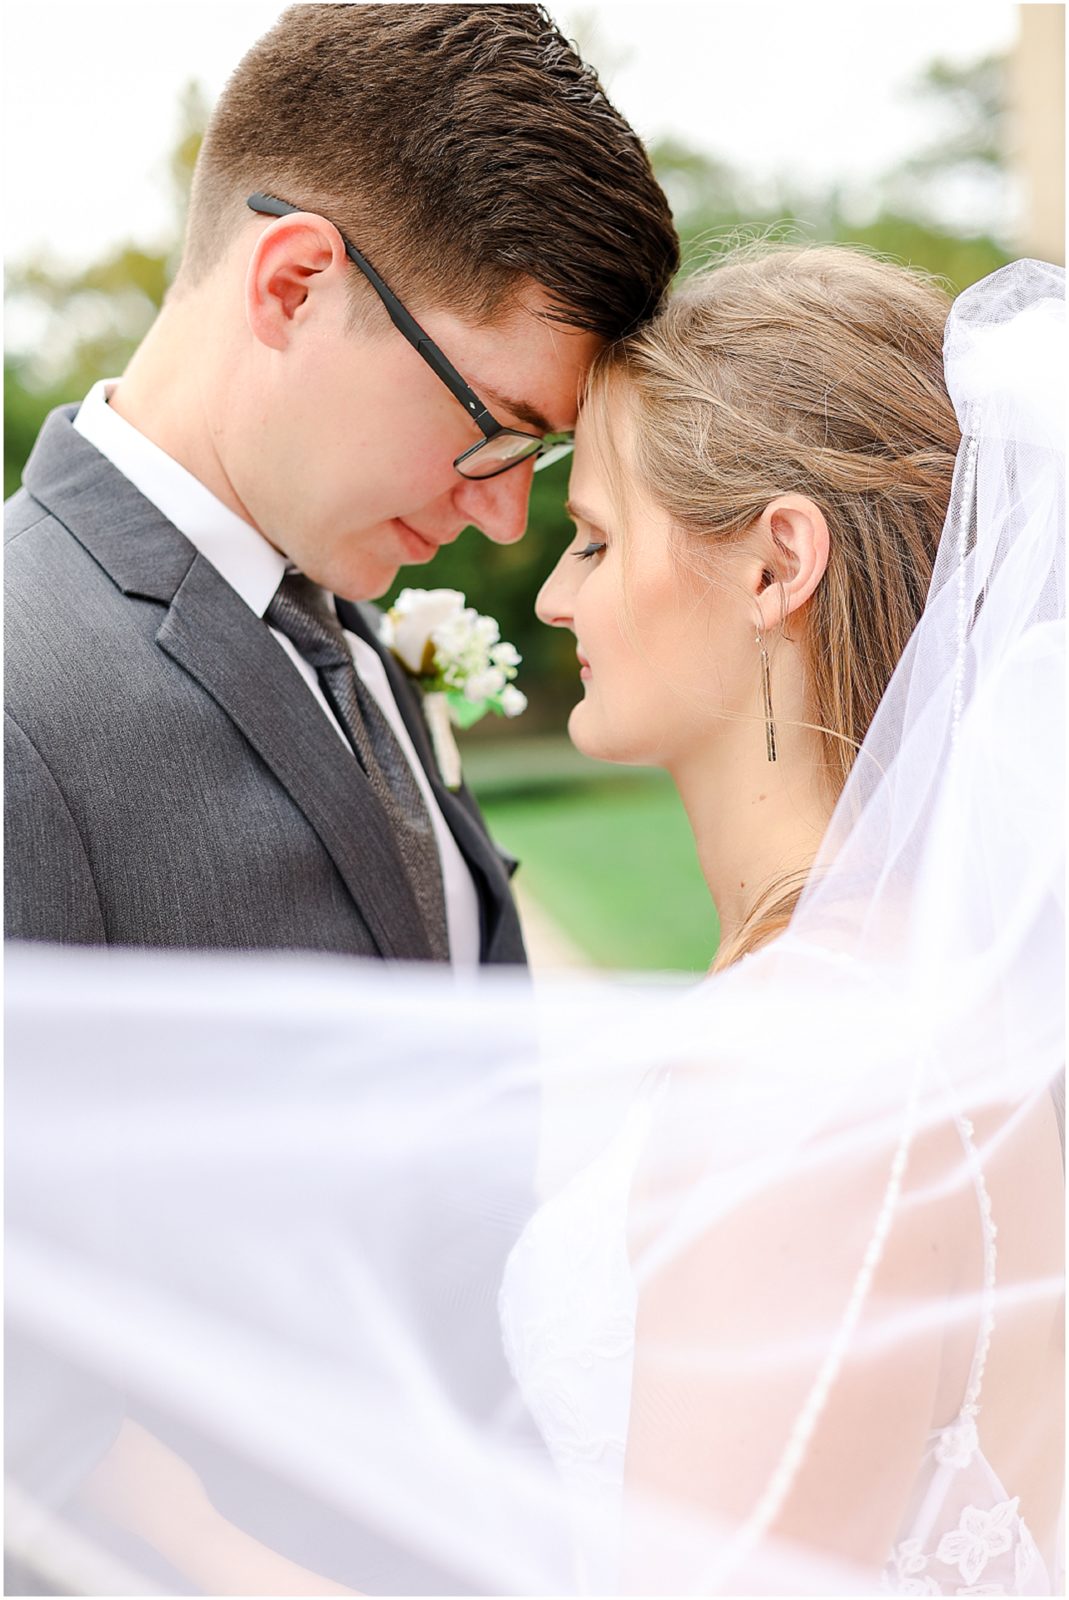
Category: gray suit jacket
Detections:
[{"x1": 4, "y1": 406, "x2": 527, "y2": 965}]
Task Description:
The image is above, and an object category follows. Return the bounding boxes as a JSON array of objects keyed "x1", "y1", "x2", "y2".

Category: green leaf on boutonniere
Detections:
[{"x1": 445, "y1": 692, "x2": 493, "y2": 730}]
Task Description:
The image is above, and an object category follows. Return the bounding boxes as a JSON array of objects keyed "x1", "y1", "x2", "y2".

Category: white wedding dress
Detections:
[{"x1": 500, "y1": 1085, "x2": 1054, "y2": 1595}]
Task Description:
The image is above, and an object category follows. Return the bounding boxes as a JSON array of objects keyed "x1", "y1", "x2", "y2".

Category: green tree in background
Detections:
[
  {"x1": 893, "y1": 54, "x2": 1007, "y2": 187},
  {"x1": 4, "y1": 80, "x2": 208, "y2": 495}
]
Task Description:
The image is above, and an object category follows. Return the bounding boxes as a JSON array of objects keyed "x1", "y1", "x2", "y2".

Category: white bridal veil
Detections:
[{"x1": 5, "y1": 260, "x2": 1064, "y2": 1596}]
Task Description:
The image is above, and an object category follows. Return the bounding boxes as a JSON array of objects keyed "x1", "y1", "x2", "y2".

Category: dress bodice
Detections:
[{"x1": 499, "y1": 1095, "x2": 1053, "y2": 1595}]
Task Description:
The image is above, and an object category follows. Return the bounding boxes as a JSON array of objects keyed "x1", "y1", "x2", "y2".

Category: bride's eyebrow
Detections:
[{"x1": 564, "y1": 498, "x2": 606, "y2": 530}]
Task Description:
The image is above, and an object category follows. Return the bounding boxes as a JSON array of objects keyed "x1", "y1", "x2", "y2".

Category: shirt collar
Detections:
[{"x1": 72, "y1": 379, "x2": 285, "y2": 618}]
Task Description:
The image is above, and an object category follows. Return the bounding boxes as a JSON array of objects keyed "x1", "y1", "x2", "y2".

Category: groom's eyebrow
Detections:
[{"x1": 478, "y1": 383, "x2": 553, "y2": 435}]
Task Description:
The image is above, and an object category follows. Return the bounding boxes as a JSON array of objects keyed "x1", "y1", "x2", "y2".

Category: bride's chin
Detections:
[
  {"x1": 566, "y1": 702, "x2": 597, "y2": 756},
  {"x1": 566, "y1": 702, "x2": 627, "y2": 766}
]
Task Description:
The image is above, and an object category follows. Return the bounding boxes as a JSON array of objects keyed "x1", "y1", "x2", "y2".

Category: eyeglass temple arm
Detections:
[{"x1": 246, "y1": 192, "x2": 498, "y2": 437}]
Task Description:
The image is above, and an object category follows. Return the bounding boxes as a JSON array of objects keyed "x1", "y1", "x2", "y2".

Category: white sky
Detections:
[{"x1": 4, "y1": 0, "x2": 1018, "y2": 271}]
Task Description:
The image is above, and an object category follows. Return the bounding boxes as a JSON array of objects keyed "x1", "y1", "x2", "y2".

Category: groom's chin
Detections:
[{"x1": 330, "y1": 558, "x2": 400, "y2": 605}]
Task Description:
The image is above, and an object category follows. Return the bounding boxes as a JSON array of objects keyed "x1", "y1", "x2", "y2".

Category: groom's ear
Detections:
[
  {"x1": 751, "y1": 495, "x2": 831, "y2": 634},
  {"x1": 244, "y1": 214, "x2": 348, "y2": 351}
]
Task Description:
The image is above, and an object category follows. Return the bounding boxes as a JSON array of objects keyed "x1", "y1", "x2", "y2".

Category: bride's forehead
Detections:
[
  {"x1": 565, "y1": 463, "x2": 613, "y2": 531},
  {"x1": 570, "y1": 410, "x2": 644, "y2": 524}
]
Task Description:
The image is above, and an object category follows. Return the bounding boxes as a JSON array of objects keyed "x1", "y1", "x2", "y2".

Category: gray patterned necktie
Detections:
[{"x1": 267, "y1": 571, "x2": 449, "y2": 961}]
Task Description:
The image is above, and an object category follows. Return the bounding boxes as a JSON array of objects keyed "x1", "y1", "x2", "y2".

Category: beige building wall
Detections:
[{"x1": 1010, "y1": 5, "x2": 1066, "y2": 264}]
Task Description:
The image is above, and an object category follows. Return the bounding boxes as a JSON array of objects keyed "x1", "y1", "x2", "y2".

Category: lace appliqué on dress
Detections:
[
  {"x1": 882, "y1": 1115, "x2": 1050, "y2": 1596},
  {"x1": 884, "y1": 1493, "x2": 1042, "y2": 1595}
]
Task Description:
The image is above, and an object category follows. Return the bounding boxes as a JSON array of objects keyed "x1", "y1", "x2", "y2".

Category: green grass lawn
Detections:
[{"x1": 479, "y1": 771, "x2": 719, "y2": 973}]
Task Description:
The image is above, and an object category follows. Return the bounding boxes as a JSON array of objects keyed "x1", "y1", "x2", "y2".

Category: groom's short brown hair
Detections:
[{"x1": 181, "y1": 3, "x2": 679, "y2": 338}]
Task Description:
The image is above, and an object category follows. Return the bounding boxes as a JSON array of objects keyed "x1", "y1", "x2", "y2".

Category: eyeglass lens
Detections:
[
  {"x1": 457, "y1": 432, "x2": 544, "y2": 479},
  {"x1": 458, "y1": 433, "x2": 574, "y2": 480}
]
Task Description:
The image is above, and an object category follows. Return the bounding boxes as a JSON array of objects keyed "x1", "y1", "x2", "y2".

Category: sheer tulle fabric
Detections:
[{"x1": 5, "y1": 261, "x2": 1064, "y2": 1596}]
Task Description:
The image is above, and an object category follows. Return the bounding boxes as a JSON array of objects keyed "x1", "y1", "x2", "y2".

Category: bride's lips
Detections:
[{"x1": 577, "y1": 648, "x2": 591, "y2": 681}]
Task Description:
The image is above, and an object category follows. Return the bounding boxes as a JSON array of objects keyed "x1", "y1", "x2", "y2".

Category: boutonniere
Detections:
[{"x1": 379, "y1": 588, "x2": 527, "y2": 790}]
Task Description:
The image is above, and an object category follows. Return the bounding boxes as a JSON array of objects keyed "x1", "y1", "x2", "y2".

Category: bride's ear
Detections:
[{"x1": 751, "y1": 494, "x2": 831, "y2": 634}]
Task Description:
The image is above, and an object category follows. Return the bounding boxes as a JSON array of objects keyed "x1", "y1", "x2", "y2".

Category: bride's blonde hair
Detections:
[{"x1": 581, "y1": 243, "x2": 962, "y2": 967}]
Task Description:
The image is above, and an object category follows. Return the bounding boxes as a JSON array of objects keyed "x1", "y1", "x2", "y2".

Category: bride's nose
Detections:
[{"x1": 535, "y1": 550, "x2": 576, "y2": 630}]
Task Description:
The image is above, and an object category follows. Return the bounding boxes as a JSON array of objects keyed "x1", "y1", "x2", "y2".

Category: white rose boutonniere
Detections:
[{"x1": 380, "y1": 588, "x2": 527, "y2": 790}]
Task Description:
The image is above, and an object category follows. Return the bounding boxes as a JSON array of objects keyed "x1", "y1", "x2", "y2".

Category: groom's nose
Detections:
[{"x1": 453, "y1": 458, "x2": 536, "y2": 545}]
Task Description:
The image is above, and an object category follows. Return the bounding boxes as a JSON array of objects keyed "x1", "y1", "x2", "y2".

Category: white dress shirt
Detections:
[{"x1": 73, "y1": 379, "x2": 481, "y2": 966}]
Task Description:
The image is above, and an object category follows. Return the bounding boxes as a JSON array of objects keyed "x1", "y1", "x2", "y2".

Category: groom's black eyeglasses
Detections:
[{"x1": 247, "y1": 193, "x2": 574, "y2": 480}]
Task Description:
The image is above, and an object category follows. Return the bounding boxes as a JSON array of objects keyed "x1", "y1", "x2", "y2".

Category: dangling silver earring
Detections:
[{"x1": 756, "y1": 626, "x2": 777, "y2": 762}]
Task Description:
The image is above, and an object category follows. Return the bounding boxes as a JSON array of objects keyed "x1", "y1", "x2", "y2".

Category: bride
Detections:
[
  {"x1": 515, "y1": 245, "x2": 1064, "y2": 1593},
  {"x1": 5, "y1": 250, "x2": 1063, "y2": 1596}
]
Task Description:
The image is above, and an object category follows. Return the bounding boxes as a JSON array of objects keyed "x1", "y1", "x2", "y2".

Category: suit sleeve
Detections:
[{"x1": 4, "y1": 712, "x2": 107, "y2": 944}]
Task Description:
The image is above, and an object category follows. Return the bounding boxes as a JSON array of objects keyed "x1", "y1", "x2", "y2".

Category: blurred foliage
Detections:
[
  {"x1": 5, "y1": 59, "x2": 1014, "y2": 716},
  {"x1": 3, "y1": 79, "x2": 209, "y2": 492},
  {"x1": 877, "y1": 54, "x2": 1012, "y2": 234},
  {"x1": 900, "y1": 53, "x2": 1007, "y2": 175}
]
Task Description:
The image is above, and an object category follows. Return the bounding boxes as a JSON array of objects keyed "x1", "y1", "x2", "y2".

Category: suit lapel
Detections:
[
  {"x1": 23, "y1": 408, "x2": 433, "y2": 961},
  {"x1": 337, "y1": 599, "x2": 519, "y2": 955},
  {"x1": 157, "y1": 560, "x2": 433, "y2": 961}
]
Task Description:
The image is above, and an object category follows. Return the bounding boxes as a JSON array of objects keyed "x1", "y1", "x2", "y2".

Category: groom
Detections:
[{"x1": 4, "y1": 3, "x2": 678, "y2": 967}]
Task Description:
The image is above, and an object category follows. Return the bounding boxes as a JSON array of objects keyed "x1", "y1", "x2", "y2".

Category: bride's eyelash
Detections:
[{"x1": 574, "y1": 541, "x2": 607, "y2": 561}]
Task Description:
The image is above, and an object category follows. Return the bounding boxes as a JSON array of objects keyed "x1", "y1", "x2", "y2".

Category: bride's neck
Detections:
[{"x1": 669, "y1": 718, "x2": 835, "y2": 955}]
